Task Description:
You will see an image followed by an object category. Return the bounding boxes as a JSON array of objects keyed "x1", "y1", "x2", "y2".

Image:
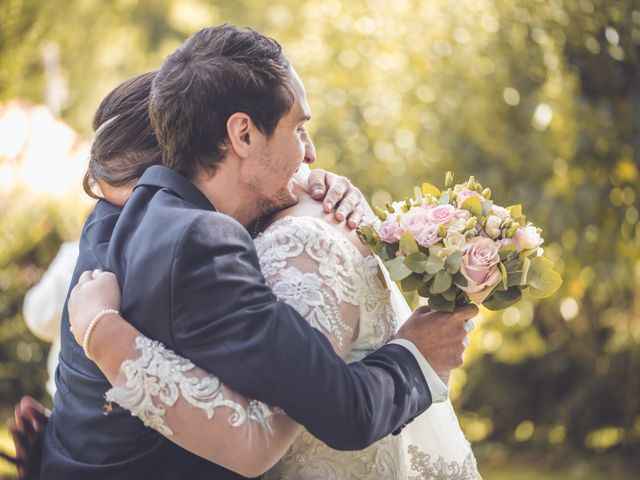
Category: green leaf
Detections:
[
  {"x1": 527, "y1": 256, "x2": 554, "y2": 285},
  {"x1": 431, "y1": 270, "x2": 452, "y2": 294},
  {"x1": 417, "y1": 285, "x2": 432, "y2": 298},
  {"x1": 520, "y1": 256, "x2": 531, "y2": 285},
  {"x1": 444, "y1": 251, "x2": 463, "y2": 274},
  {"x1": 507, "y1": 204, "x2": 523, "y2": 219},
  {"x1": 529, "y1": 270, "x2": 563, "y2": 298},
  {"x1": 422, "y1": 182, "x2": 441, "y2": 197},
  {"x1": 404, "y1": 251, "x2": 429, "y2": 273},
  {"x1": 442, "y1": 287, "x2": 458, "y2": 301},
  {"x1": 399, "y1": 231, "x2": 419, "y2": 255},
  {"x1": 504, "y1": 258, "x2": 525, "y2": 287},
  {"x1": 425, "y1": 254, "x2": 445, "y2": 274},
  {"x1": 385, "y1": 257, "x2": 413, "y2": 281},
  {"x1": 499, "y1": 243, "x2": 518, "y2": 261},
  {"x1": 452, "y1": 271, "x2": 468, "y2": 287},
  {"x1": 499, "y1": 261, "x2": 508, "y2": 289},
  {"x1": 401, "y1": 273, "x2": 425, "y2": 292},
  {"x1": 483, "y1": 286, "x2": 523, "y2": 310},
  {"x1": 461, "y1": 195, "x2": 482, "y2": 216},
  {"x1": 428, "y1": 294, "x2": 456, "y2": 312}
]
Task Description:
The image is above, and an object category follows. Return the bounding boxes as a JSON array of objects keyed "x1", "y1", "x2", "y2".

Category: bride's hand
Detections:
[
  {"x1": 307, "y1": 169, "x2": 366, "y2": 229},
  {"x1": 68, "y1": 270, "x2": 121, "y2": 346}
]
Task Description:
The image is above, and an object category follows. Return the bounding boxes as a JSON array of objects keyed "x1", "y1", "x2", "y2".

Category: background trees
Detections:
[{"x1": 1, "y1": 0, "x2": 638, "y2": 476}]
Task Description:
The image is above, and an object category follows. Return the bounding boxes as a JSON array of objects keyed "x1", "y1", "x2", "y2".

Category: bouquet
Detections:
[{"x1": 359, "y1": 173, "x2": 562, "y2": 312}]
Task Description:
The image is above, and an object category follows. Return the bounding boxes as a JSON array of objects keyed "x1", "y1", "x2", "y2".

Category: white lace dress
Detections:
[{"x1": 105, "y1": 215, "x2": 481, "y2": 479}]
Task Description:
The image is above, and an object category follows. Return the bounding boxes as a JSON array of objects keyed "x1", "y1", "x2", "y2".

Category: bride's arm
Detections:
[{"x1": 69, "y1": 236, "x2": 360, "y2": 477}]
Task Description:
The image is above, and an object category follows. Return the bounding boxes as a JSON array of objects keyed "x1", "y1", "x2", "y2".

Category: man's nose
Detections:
[{"x1": 304, "y1": 139, "x2": 316, "y2": 164}]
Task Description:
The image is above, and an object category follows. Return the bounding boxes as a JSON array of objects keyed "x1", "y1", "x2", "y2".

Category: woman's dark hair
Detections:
[
  {"x1": 150, "y1": 24, "x2": 295, "y2": 179},
  {"x1": 83, "y1": 71, "x2": 162, "y2": 198}
]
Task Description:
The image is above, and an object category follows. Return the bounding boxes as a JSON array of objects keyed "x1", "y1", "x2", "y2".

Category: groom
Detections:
[{"x1": 41, "y1": 25, "x2": 474, "y2": 479}]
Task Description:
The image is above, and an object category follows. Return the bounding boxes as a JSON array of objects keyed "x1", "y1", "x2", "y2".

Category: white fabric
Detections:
[
  {"x1": 23, "y1": 241, "x2": 79, "y2": 397},
  {"x1": 385, "y1": 268, "x2": 481, "y2": 479}
]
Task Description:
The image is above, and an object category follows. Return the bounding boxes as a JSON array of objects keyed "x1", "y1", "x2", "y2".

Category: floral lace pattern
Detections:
[
  {"x1": 256, "y1": 216, "x2": 403, "y2": 479},
  {"x1": 407, "y1": 445, "x2": 482, "y2": 480},
  {"x1": 105, "y1": 336, "x2": 273, "y2": 436},
  {"x1": 255, "y1": 216, "x2": 397, "y2": 355}
]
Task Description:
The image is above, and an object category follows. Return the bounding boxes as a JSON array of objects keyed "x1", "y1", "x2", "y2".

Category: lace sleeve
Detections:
[
  {"x1": 256, "y1": 216, "x2": 363, "y2": 358},
  {"x1": 102, "y1": 329, "x2": 300, "y2": 478}
]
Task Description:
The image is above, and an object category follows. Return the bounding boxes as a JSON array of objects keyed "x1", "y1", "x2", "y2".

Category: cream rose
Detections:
[
  {"x1": 490, "y1": 205, "x2": 510, "y2": 219},
  {"x1": 457, "y1": 237, "x2": 502, "y2": 303},
  {"x1": 515, "y1": 225, "x2": 544, "y2": 250},
  {"x1": 444, "y1": 231, "x2": 467, "y2": 252},
  {"x1": 484, "y1": 215, "x2": 502, "y2": 239}
]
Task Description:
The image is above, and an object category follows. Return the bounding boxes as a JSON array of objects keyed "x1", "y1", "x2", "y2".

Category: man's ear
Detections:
[{"x1": 226, "y1": 112, "x2": 252, "y2": 158}]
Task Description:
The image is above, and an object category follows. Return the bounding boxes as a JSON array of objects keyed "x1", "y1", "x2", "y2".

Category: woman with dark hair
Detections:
[{"x1": 8, "y1": 68, "x2": 378, "y2": 479}]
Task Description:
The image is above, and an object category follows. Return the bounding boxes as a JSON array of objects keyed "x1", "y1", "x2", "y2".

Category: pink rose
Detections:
[
  {"x1": 457, "y1": 237, "x2": 501, "y2": 303},
  {"x1": 415, "y1": 223, "x2": 442, "y2": 248},
  {"x1": 456, "y1": 189, "x2": 485, "y2": 207},
  {"x1": 427, "y1": 204, "x2": 455, "y2": 225},
  {"x1": 400, "y1": 207, "x2": 432, "y2": 238},
  {"x1": 378, "y1": 218, "x2": 404, "y2": 243},
  {"x1": 454, "y1": 209, "x2": 471, "y2": 220}
]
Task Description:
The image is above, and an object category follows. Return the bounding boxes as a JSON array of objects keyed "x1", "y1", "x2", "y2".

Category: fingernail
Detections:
[
  {"x1": 325, "y1": 202, "x2": 333, "y2": 211},
  {"x1": 337, "y1": 210, "x2": 346, "y2": 220},
  {"x1": 312, "y1": 188, "x2": 324, "y2": 197}
]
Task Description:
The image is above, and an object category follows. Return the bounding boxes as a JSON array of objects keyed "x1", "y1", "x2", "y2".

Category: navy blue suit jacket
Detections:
[{"x1": 41, "y1": 166, "x2": 431, "y2": 479}]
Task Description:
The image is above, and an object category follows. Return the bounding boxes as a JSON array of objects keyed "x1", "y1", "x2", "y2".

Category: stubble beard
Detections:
[{"x1": 249, "y1": 148, "x2": 298, "y2": 221}]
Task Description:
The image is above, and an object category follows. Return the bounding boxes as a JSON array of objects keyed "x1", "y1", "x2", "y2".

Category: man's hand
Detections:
[
  {"x1": 307, "y1": 169, "x2": 365, "y2": 229},
  {"x1": 7, "y1": 396, "x2": 49, "y2": 480},
  {"x1": 394, "y1": 305, "x2": 478, "y2": 382}
]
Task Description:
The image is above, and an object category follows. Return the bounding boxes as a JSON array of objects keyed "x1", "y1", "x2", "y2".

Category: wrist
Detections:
[{"x1": 86, "y1": 313, "x2": 138, "y2": 384}]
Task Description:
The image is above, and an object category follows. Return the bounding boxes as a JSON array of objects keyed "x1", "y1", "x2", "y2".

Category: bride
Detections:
[{"x1": 68, "y1": 168, "x2": 482, "y2": 479}]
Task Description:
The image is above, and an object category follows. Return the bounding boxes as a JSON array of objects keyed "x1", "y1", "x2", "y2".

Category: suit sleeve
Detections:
[{"x1": 170, "y1": 212, "x2": 432, "y2": 450}]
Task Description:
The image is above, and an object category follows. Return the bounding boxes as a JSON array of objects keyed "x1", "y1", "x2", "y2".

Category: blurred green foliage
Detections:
[{"x1": 1, "y1": 0, "x2": 639, "y2": 473}]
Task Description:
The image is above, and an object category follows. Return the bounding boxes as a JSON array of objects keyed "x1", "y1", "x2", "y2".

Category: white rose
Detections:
[
  {"x1": 444, "y1": 231, "x2": 467, "y2": 252},
  {"x1": 490, "y1": 205, "x2": 510, "y2": 219},
  {"x1": 484, "y1": 215, "x2": 502, "y2": 239},
  {"x1": 515, "y1": 225, "x2": 544, "y2": 250},
  {"x1": 447, "y1": 217, "x2": 467, "y2": 233}
]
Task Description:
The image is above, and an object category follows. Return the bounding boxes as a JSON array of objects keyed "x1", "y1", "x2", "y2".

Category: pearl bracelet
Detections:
[{"x1": 83, "y1": 309, "x2": 120, "y2": 360}]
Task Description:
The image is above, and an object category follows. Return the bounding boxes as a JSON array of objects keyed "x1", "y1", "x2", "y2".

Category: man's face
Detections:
[{"x1": 247, "y1": 68, "x2": 316, "y2": 219}]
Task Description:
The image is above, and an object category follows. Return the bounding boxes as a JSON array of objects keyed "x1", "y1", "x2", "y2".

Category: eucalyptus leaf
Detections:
[
  {"x1": 404, "y1": 251, "x2": 429, "y2": 273},
  {"x1": 442, "y1": 287, "x2": 457, "y2": 301},
  {"x1": 453, "y1": 271, "x2": 468, "y2": 287},
  {"x1": 529, "y1": 270, "x2": 563, "y2": 298},
  {"x1": 399, "y1": 231, "x2": 419, "y2": 255},
  {"x1": 483, "y1": 286, "x2": 522, "y2": 310},
  {"x1": 444, "y1": 251, "x2": 463, "y2": 274},
  {"x1": 401, "y1": 273, "x2": 425, "y2": 292},
  {"x1": 431, "y1": 270, "x2": 452, "y2": 294},
  {"x1": 385, "y1": 257, "x2": 413, "y2": 281},
  {"x1": 428, "y1": 294, "x2": 456, "y2": 312},
  {"x1": 425, "y1": 254, "x2": 445, "y2": 274},
  {"x1": 439, "y1": 192, "x2": 451, "y2": 205},
  {"x1": 499, "y1": 243, "x2": 518, "y2": 261}
]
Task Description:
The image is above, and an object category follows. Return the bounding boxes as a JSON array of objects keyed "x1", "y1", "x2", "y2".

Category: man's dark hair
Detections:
[
  {"x1": 149, "y1": 24, "x2": 295, "y2": 179},
  {"x1": 83, "y1": 71, "x2": 162, "y2": 198}
]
